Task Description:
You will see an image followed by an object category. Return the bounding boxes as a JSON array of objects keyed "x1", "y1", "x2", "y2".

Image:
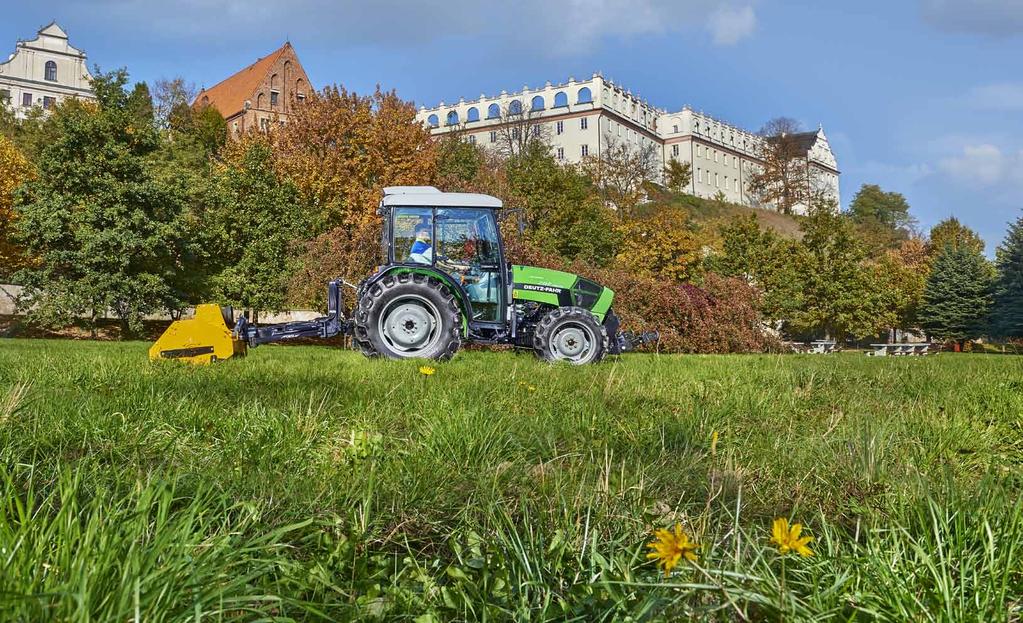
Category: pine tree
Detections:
[
  {"x1": 918, "y1": 244, "x2": 993, "y2": 347},
  {"x1": 990, "y1": 215, "x2": 1023, "y2": 338}
]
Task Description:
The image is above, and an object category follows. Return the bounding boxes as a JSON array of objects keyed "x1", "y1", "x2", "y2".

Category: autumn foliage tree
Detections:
[
  {"x1": 580, "y1": 135, "x2": 658, "y2": 217},
  {"x1": 273, "y1": 85, "x2": 438, "y2": 233},
  {"x1": 273, "y1": 86, "x2": 439, "y2": 305},
  {"x1": 746, "y1": 117, "x2": 811, "y2": 215},
  {"x1": 0, "y1": 134, "x2": 32, "y2": 279},
  {"x1": 614, "y1": 206, "x2": 705, "y2": 282}
]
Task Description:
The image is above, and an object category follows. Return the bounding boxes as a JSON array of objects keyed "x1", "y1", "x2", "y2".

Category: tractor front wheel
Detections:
[
  {"x1": 353, "y1": 273, "x2": 462, "y2": 361},
  {"x1": 533, "y1": 307, "x2": 608, "y2": 365}
]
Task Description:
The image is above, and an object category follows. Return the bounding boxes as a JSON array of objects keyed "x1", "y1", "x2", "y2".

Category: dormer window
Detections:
[{"x1": 44, "y1": 61, "x2": 57, "y2": 82}]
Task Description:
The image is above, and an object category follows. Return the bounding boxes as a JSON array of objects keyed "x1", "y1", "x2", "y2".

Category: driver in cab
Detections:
[{"x1": 408, "y1": 224, "x2": 433, "y2": 264}]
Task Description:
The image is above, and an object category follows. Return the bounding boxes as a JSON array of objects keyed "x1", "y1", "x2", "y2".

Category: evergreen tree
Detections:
[
  {"x1": 918, "y1": 244, "x2": 993, "y2": 347},
  {"x1": 13, "y1": 69, "x2": 190, "y2": 336},
  {"x1": 990, "y1": 214, "x2": 1023, "y2": 338}
]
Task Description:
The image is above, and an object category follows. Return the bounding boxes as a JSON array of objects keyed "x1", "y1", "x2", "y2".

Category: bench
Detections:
[{"x1": 866, "y1": 343, "x2": 935, "y2": 357}]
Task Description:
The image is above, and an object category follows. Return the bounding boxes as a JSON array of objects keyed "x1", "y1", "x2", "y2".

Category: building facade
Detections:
[
  {"x1": 417, "y1": 73, "x2": 839, "y2": 212},
  {"x1": 194, "y1": 42, "x2": 313, "y2": 136},
  {"x1": 0, "y1": 22, "x2": 95, "y2": 118}
]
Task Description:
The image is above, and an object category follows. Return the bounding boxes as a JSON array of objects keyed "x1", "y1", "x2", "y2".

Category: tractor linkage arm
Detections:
[
  {"x1": 618, "y1": 331, "x2": 659, "y2": 352},
  {"x1": 233, "y1": 279, "x2": 351, "y2": 347}
]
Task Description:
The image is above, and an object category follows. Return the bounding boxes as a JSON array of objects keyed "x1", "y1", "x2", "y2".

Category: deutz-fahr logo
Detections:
[{"x1": 521, "y1": 284, "x2": 563, "y2": 294}]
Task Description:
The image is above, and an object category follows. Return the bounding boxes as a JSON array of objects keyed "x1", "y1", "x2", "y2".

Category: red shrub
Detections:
[{"x1": 505, "y1": 236, "x2": 777, "y2": 353}]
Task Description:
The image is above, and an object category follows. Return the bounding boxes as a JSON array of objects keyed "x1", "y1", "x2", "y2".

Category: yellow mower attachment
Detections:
[{"x1": 148, "y1": 304, "x2": 247, "y2": 364}]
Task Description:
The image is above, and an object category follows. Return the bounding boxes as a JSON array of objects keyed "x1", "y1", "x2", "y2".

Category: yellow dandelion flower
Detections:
[
  {"x1": 419, "y1": 366, "x2": 436, "y2": 376},
  {"x1": 770, "y1": 518, "x2": 814, "y2": 557},
  {"x1": 646, "y1": 523, "x2": 699, "y2": 576},
  {"x1": 528, "y1": 385, "x2": 536, "y2": 391}
]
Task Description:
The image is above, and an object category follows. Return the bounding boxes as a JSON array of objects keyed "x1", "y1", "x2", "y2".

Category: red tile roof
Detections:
[{"x1": 194, "y1": 43, "x2": 290, "y2": 118}]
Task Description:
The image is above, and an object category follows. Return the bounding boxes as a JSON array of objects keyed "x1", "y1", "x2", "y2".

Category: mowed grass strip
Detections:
[{"x1": 0, "y1": 339, "x2": 1021, "y2": 621}]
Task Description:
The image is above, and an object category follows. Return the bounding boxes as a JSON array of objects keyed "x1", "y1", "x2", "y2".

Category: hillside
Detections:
[{"x1": 641, "y1": 187, "x2": 804, "y2": 238}]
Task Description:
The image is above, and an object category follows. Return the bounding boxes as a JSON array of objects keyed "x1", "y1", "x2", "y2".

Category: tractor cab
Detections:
[{"x1": 380, "y1": 187, "x2": 511, "y2": 337}]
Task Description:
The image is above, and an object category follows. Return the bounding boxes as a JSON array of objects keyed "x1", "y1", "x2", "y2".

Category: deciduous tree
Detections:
[
  {"x1": 614, "y1": 206, "x2": 704, "y2": 282},
  {"x1": 848, "y1": 183, "x2": 916, "y2": 252},
  {"x1": 663, "y1": 159, "x2": 692, "y2": 193},
  {"x1": 13, "y1": 69, "x2": 189, "y2": 335},
  {"x1": 579, "y1": 134, "x2": 658, "y2": 217},
  {"x1": 0, "y1": 135, "x2": 32, "y2": 278},
  {"x1": 273, "y1": 85, "x2": 437, "y2": 233},
  {"x1": 200, "y1": 136, "x2": 306, "y2": 314},
  {"x1": 928, "y1": 217, "x2": 984, "y2": 256},
  {"x1": 506, "y1": 141, "x2": 618, "y2": 265},
  {"x1": 275, "y1": 85, "x2": 438, "y2": 302},
  {"x1": 746, "y1": 117, "x2": 811, "y2": 215},
  {"x1": 788, "y1": 204, "x2": 886, "y2": 340}
]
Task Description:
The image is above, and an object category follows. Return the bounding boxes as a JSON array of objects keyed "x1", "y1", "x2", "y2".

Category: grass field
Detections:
[{"x1": 1, "y1": 339, "x2": 1021, "y2": 621}]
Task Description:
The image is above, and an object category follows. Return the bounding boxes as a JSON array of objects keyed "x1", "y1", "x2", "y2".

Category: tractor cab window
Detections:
[
  {"x1": 436, "y1": 208, "x2": 502, "y2": 323},
  {"x1": 392, "y1": 207, "x2": 433, "y2": 265}
]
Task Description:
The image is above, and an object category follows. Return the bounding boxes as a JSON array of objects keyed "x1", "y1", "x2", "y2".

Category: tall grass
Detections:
[{"x1": 0, "y1": 339, "x2": 1021, "y2": 620}]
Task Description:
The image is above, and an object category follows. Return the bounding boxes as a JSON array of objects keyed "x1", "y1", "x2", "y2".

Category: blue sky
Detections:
[{"x1": 4, "y1": 0, "x2": 1022, "y2": 252}]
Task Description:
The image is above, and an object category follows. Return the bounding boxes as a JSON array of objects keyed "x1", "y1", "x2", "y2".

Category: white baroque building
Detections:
[
  {"x1": 0, "y1": 22, "x2": 95, "y2": 119},
  {"x1": 417, "y1": 73, "x2": 839, "y2": 212}
]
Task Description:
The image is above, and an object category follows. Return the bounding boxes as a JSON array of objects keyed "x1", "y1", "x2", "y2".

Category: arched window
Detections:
[
  {"x1": 270, "y1": 73, "x2": 278, "y2": 89},
  {"x1": 553, "y1": 91, "x2": 568, "y2": 108},
  {"x1": 577, "y1": 87, "x2": 592, "y2": 103},
  {"x1": 201, "y1": 96, "x2": 209, "y2": 106},
  {"x1": 487, "y1": 103, "x2": 500, "y2": 119},
  {"x1": 256, "y1": 92, "x2": 265, "y2": 109},
  {"x1": 466, "y1": 107, "x2": 480, "y2": 122},
  {"x1": 44, "y1": 61, "x2": 56, "y2": 82},
  {"x1": 446, "y1": 110, "x2": 459, "y2": 126},
  {"x1": 427, "y1": 114, "x2": 439, "y2": 128},
  {"x1": 508, "y1": 99, "x2": 522, "y2": 115},
  {"x1": 531, "y1": 95, "x2": 545, "y2": 110}
]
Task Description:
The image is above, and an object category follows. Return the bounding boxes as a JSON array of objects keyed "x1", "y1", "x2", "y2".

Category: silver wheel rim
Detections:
[
  {"x1": 550, "y1": 322, "x2": 596, "y2": 364},
  {"x1": 379, "y1": 295, "x2": 442, "y2": 357}
]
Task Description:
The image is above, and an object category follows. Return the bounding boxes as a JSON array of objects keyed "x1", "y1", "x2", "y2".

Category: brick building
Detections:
[{"x1": 194, "y1": 42, "x2": 313, "y2": 136}]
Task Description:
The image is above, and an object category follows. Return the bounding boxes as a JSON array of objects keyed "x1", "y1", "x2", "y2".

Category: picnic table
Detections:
[
  {"x1": 809, "y1": 340, "x2": 838, "y2": 354},
  {"x1": 786, "y1": 340, "x2": 837, "y2": 354},
  {"x1": 866, "y1": 343, "x2": 935, "y2": 357}
]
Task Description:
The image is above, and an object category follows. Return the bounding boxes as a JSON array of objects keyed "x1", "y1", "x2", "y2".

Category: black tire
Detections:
[
  {"x1": 352, "y1": 273, "x2": 462, "y2": 360},
  {"x1": 533, "y1": 306, "x2": 609, "y2": 365}
]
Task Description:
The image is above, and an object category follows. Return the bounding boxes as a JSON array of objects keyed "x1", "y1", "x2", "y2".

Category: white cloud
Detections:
[
  {"x1": 706, "y1": 5, "x2": 757, "y2": 45},
  {"x1": 921, "y1": 0, "x2": 1023, "y2": 36},
  {"x1": 966, "y1": 82, "x2": 1023, "y2": 111},
  {"x1": 937, "y1": 144, "x2": 1023, "y2": 187},
  {"x1": 62, "y1": 0, "x2": 757, "y2": 55}
]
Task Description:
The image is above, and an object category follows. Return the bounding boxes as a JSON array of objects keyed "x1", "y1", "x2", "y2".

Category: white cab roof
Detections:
[{"x1": 381, "y1": 186, "x2": 503, "y2": 209}]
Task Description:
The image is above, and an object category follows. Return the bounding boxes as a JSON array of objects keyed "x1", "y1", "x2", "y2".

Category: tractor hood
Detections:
[{"x1": 511, "y1": 265, "x2": 614, "y2": 320}]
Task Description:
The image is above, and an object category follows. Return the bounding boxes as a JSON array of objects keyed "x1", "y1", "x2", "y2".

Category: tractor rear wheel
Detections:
[
  {"x1": 353, "y1": 273, "x2": 462, "y2": 360},
  {"x1": 533, "y1": 306, "x2": 608, "y2": 365}
]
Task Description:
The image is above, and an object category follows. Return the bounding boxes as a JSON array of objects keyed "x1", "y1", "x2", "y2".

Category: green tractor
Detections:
[{"x1": 158, "y1": 187, "x2": 655, "y2": 365}]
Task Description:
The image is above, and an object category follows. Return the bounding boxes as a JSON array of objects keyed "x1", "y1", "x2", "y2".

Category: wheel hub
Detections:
[
  {"x1": 383, "y1": 302, "x2": 437, "y2": 350},
  {"x1": 552, "y1": 325, "x2": 590, "y2": 361}
]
